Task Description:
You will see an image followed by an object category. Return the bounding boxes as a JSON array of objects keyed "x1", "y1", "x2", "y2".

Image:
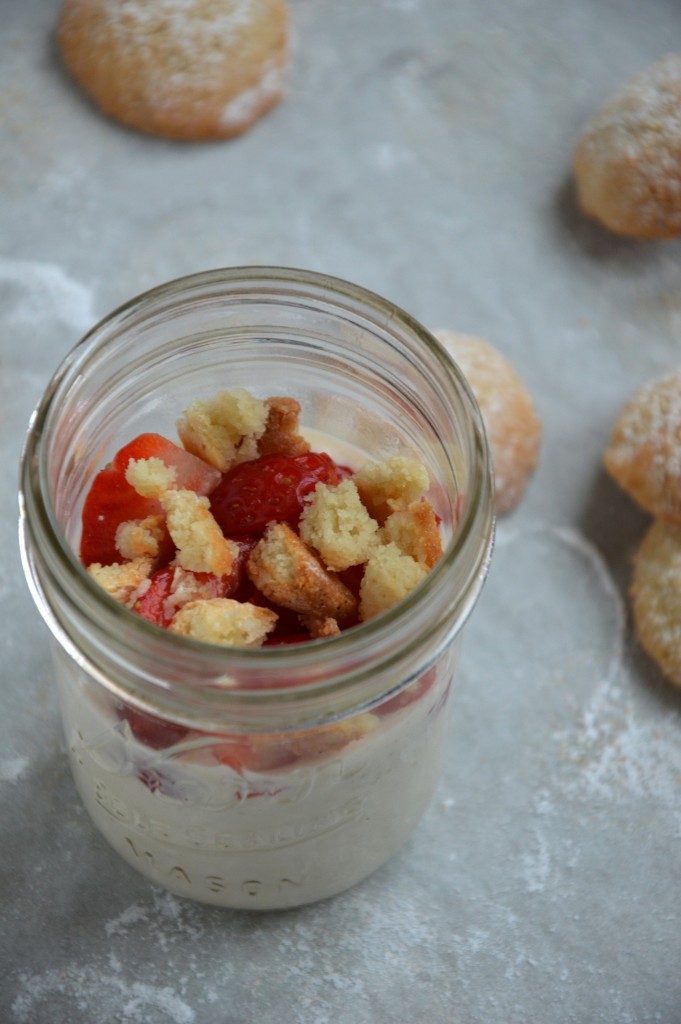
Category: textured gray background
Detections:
[{"x1": 3, "y1": 1, "x2": 681, "y2": 1021}]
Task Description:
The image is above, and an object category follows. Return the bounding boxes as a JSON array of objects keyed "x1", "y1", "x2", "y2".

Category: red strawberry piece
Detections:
[
  {"x1": 110, "y1": 434, "x2": 221, "y2": 495},
  {"x1": 80, "y1": 433, "x2": 221, "y2": 567},
  {"x1": 133, "y1": 545, "x2": 255, "y2": 629},
  {"x1": 209, "y1": 452, "x2": 340, "y2": 538},
  {"x1": 131, "y1": 566, "x2": 178, "y2": 627},
  {"x1": 119, "y1": 705, "x2": 189, "y2": 750},
  {"x1": 80, "y1": 464, "x2": 162, "y2": 568},
  {"x1": 229, "y1": 537, "x2": 259, "y2": 585}
]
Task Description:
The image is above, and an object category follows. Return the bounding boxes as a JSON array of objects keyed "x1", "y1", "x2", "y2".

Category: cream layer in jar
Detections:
[{"x1": 57, "y1": 644, "x2": 454, "y2": 909}]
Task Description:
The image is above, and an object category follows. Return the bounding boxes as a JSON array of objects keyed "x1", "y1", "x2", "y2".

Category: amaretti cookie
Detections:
[
  {"x1": 573, "y1": 54, "x2": 681, "y2": 239},
  {"x1": 631, "y1": 520, "x2": 681, "y2": 688},
  {"x1": 603, "y1": 368, "x2": 681, "y2": 522},
  {"x1": 57, "y1": 0, "x2": 289, "y2": 140},
  {"x1": 432, "y1": 329, "x2": 541, "y2": 515}
]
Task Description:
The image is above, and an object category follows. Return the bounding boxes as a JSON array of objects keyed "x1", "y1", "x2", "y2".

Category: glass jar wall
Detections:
[{"x1": 19, "y1": 267, "x2": 494, "y2": 909}]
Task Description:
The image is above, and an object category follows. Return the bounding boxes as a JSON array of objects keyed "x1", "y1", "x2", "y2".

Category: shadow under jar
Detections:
[{"x1": 19, "y1": 266, "x2": 494, "y2": 910}]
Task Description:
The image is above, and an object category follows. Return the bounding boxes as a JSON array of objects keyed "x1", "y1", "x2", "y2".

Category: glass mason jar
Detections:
[{"x1": 19, "y1": 266, "x2": 494, "y2": 910}]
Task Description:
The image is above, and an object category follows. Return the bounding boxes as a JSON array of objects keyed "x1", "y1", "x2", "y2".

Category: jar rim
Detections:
[{"x1": 20, "y1": 265, "x2": 495, "y2": 720}]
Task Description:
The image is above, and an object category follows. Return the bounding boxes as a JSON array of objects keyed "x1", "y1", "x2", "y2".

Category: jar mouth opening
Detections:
[{"x1": 20, "y1": 265, "x2": 495, "y2": 709}]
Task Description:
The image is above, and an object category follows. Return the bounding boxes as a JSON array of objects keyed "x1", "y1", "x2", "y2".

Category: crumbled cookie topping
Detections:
[
  {"x1": 85, "y1": 388, "x2": 444, "y2": 647},
  {"x1": 353, "y1": 455, "x2": 430, "y2": 524},
  {"x1": 299, "y1": 477, "x2": 379, "y2": 571},
  {"x1": 169, "y1": 598, "x2": 278, "y2": 647},
  {"x1": 177, "y1": 387, "x2": 268, "y2": 472},
  {"x1": 88, "y1": 557, "x2": 154, "y2": 605}
]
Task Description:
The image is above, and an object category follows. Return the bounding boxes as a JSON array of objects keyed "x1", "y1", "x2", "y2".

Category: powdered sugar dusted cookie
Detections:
[
  {"x1": 433, "y1": 329, "x2": 541, "y2": 516},
  {"x1": 603, "y1": 368, "x2": 681, "y2": 522},
  {"x1": 57, "y1": 0, "x2": 289, "y2": 140},
  {"x1": 631, "y1": 519, "x2": 681, "y2": 688},
  {"x1": 573, "y1": 54, "x2": 681, "y2": 239}
]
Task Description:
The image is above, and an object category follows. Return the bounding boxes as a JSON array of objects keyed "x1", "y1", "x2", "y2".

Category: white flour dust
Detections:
[
  {"x1": 220, "y1": 63, "x2": 283, "y2": 129},
  {"x1": 12, "y1": 968, "x2": 195, "y2": 1024},
  {"x1": 104, "y1": 890, "x2": 205, "y2": 944},
  {"x1": 0, "y1": 257, "x2": 95, "y2": 334},
  {"x1": 12, "y1": 891, "x2": 211, "y2": 1023},
  {"x1": 521, "y1": 827, "x2": 551, "y2": 894},
  {"x1": 0, "y1": 756, "x2": 29, "y2": 784},
  {"x1": 556, "y1": 677, "x2": 681, "y2": 806},
  {"x1": 368, "y1": 141, "x2": 414, "y2": 170}
]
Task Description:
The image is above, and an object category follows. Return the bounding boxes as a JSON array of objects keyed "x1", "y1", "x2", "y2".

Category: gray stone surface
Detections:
[{"x1": 3, "y1": 0, "x2": 681, "y2": 1020}]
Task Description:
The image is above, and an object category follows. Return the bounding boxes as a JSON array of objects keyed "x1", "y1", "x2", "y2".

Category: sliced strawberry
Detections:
[
  {"x1": 133, "y1": 548, "x2": 255, "y2": 629},
  {"x1": 132, "y1": 566, "x2": 179, "y2": 627},
  {"x1": 209, "y1": 452, "x2": 340, "y2": 538},
  {"x1": 228, "y1": 537, "x2": 259, "y2": 585},
  {"x1": 110, "y1": 433, "x2": 221, "y2": 495},
  {"x1": 80, "y1": 433, "x2": 221, "y2": 567},
  {"x1": 80, "y1": 466, "x2": 164, "y2": 567},
  {"x1": 119, "y1": 704, "x2": 189, "y2": 750}
]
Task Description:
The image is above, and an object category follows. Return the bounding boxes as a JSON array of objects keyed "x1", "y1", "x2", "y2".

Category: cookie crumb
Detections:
[
  {"x1": 359, "y1": 542, "x2": 428, "y2": 621},
  {"x1": 178, "y1": 388, "x2": 268, "y2": 472},
  {"x1": 353, "y1": 456, "x2": 429, "y2": 524},
  {"x1": 299, "y1": 478, "x2": 379, "y2": 571},
  {"x1": 248, "y1": 522, "x2": 357, "y2": 623},
  {"x1": 170, "y1": 598, "x2": 277, "y2": 647}
]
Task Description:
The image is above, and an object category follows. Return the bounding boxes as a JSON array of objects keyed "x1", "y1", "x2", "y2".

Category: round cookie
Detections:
[
  {"x1": 573, "y1": 54, "x2": 681, "y2": 239},
  {"x1": 603, "y1": 368, "x2": 681, "y2": 522},
  {"x1": 57, "y1": 0, "x2": 289, "y2": 140},
  {"x1": 432, "y1": 329, "x2": 541, "y2": 516},
  {"x1": 631, "y1": 519, "x2": 681, "y2": 688}
]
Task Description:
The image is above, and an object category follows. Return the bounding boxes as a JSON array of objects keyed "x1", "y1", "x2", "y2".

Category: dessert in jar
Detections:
[{"x1": 19, "y1": 267, "x2": 494, "y2": 909}]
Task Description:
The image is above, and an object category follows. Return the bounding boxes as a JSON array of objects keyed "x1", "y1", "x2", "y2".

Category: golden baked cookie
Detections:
[
  {"x1": 352, "y1": 456, "x2": 429, "y2": 525},
  {"x1": 603, "y1": 368, "x2": 681, "y2": 522},
  {"x1": 258, "y1": 397, "x2": 310, "y2": 458},
  {"x1": 177, "y1": 388, "x2": 268, "y2": 470},
  {"x1": 247, "y1": 522, "x2": 357, "y2": 625},
  {"x1": 299, "y1": 478, "x2": 379, "y2": 572},
  {"x1": 573, "y1": 54, "x2": 681, "y2": 239},
  {"x1": 432, "y1": 329, "x2": 541, "y2": 516},
  {"x1": 358, "y1": 542, "x2": 427, "y2": 622},
  {"x1": 631, "y1": 519, "x2": 681, "y2": 688},
  {"x1": 380, "y1": 500, "x2": 442, "y2": 569},
  {"x1": 169, "y1": 597, "x2": 277, "y2": 647},
  {"x1": 57, "y1": 0, "x2": 289, "y2": 140}
]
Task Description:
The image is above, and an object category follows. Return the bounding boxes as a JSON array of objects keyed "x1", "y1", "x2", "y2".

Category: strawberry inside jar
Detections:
[{"x1": 81, "y1": 386, "x2": 443, "y2": 651}]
